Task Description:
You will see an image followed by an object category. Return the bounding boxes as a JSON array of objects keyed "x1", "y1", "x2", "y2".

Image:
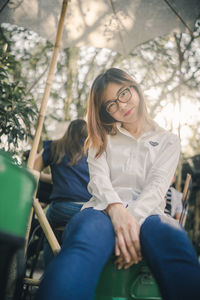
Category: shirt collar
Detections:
[
  {"x1": 116, "y1": 122, "x2": 159, "y2": 141},
  {"x1": 116, "y1": 123, "x2": 134, "y2": 139}
]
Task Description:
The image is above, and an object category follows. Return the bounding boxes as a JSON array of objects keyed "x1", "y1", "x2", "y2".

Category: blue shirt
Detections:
[{"x1": 42, "y1": 140, "x2": 91, "y2": 202}]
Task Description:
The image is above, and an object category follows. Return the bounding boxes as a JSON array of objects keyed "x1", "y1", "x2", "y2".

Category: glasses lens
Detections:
[
  {"x1": 119, "y1": 87, "x2": 131, "y2": 103},
  {"x1": 105, "y1": 87, "x2": 132, "y2": 114},
  {"x1": 106, "y1": 102, "x2": 118, "y2": 114}
]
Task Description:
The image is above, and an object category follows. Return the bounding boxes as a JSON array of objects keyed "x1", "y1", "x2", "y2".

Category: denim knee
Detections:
[
  {"x1": 62, "y1": 208, "x2": 115, "y2": 255},
  {"x1": 140, "y1": 214, "x2": 197, "y2": 258}
]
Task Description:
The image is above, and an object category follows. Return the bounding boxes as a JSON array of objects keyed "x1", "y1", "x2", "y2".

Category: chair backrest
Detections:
[{"x1": 179, "y1": 173, "x2": 192, "y2": 227}]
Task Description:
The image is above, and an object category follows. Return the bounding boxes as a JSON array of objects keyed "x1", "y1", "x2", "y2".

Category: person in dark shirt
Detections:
[
  {"x1": 23, "y1": 150, "x2": 52, "y2": 206},
  {"x1": 34, "y1": 119, "x2": 91, "y2": 266}
]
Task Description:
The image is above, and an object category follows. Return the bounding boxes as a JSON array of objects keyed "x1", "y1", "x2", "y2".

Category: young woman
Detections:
[
  {"x1": 34, "y1": 119, "x2": 91, "y2": 266},
  {"x1": 36, "y1": 69, "x2": 200, "y2": 300}
]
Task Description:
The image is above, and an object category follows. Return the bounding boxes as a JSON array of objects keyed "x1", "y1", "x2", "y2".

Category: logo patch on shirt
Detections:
[{"x1": 149, "y1": 141, "x2": 159, "y2": 147}]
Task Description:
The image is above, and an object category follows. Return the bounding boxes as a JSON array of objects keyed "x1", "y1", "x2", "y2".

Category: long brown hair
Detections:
[
  {"x1": 50, "y1": 119, "x2": 88, "y2": 166},
  {"x1": 85, "y1": 68, "x2": 150, "y2": 158}
]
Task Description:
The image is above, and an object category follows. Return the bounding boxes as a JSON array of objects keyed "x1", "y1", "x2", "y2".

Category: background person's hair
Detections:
[
  {"x1": 50, "y1": 119, "x2": 88, "y2": 166},
  {"x1": 85, "y1": 68, "x2": 150, "y2": 158}
]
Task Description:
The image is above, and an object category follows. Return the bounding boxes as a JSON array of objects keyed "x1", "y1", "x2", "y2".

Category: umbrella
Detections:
[{"x1": 1, "y1": 0, "x2": 200, "y2": 55}]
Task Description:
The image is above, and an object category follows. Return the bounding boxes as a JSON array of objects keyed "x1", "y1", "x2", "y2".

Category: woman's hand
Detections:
[{"x1": 106, "y1": 203, "x2": 142, "y2": 269}]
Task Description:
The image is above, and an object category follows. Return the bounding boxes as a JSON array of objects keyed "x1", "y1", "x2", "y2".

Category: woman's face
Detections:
[{"x1": 102, "y1": 82, "x2": 140, "y2": 125}]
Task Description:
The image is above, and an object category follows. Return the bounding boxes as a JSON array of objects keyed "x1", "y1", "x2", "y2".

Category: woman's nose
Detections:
[{"x1": 118, "y1": 101, "x2": 128, "y2": 109}]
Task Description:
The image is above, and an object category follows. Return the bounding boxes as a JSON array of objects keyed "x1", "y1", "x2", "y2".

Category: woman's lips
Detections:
[{"x1": 124, "y1": 107, "x2": 134, "y2": 117}]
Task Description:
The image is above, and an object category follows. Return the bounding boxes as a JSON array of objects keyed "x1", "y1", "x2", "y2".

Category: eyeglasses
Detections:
[{"x1": 104, "y1": 86, "x2": 132, "y2": 114}]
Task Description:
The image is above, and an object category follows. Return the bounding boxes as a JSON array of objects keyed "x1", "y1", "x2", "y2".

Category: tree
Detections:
[{"x1": 0, "y1": 28, "x2": 37, "y2": 154}]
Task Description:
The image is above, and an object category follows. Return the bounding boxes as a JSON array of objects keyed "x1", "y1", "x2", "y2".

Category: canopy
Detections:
[{"x1": 1, "y1": 0, "x2": 200, "y2": 55}]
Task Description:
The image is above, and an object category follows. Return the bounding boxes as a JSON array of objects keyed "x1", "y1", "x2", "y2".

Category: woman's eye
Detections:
[
  {"x1": 107, "y1": 102, "x2": 115, "y2": 109},
  {"x1": 121, "y1": 89, "x2": 128, "y2": 97}
]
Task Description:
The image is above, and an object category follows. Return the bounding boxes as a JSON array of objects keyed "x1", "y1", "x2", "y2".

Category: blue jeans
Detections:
[
  {"x1": 43, "y1": 200, "x2": 83, "y2": 267},
  {"x1": 140, "y1": 215, "x2": 200, "y2": 300},
  {"x1": 36, "y1": 209, "x2": 200, "y2": 300}
]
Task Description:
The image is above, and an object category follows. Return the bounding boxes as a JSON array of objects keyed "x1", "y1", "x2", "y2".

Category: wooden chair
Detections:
[{"x1": 179, "y1": 173, "x2": 192, "y2": 227}]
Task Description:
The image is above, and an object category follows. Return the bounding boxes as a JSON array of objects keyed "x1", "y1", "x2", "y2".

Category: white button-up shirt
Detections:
[{"x1": 82, "y1": 122, "x2": 180, "y2": 225}]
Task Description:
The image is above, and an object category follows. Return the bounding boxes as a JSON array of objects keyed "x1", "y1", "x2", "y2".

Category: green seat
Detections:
[
  {"x1": 95, "y1": 257, "x2": 162, "y2": 300},
  {"x1": 0, "y1": 150, "x2": 36, "y2": 299}
]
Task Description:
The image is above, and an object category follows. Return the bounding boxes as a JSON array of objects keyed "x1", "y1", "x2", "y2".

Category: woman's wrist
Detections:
[{"x1": 106, "y1": 203, "x2": 124, "y2": 217}]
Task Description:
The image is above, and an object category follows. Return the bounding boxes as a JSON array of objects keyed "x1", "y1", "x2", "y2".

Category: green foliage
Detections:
[{"x1": 0, "y1": 35, "x2": 37, "y2": 152}]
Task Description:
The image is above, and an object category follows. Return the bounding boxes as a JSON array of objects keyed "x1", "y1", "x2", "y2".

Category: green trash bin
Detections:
[
  {"x1": 95, "y1": 257, "x2": 162, "y2": 300},
  {"x1": 0, "y1": 150, "x2": 36, "y2": 241},
  {"x1": 0, "y1": 150, "x2": 36, "y2": 299}
]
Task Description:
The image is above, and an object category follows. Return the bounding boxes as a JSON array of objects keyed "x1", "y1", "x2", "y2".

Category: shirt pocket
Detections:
[
  {"x1": 107, "y1": 146, "x2": 133, "y2": 175},
  {"x1": 143, "y1": 140, "x2": 160, "y2": 164}
]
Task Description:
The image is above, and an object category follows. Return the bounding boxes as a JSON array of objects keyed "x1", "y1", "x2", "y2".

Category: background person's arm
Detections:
[
  {"x1": 40, "y1": 172, "x2": 52, "y2": 184},
  {"x1": 34, "y1": 149, "x2": 45, "y2": 172},
  {"x1": 34, "y1": 150, "x2": 52, "y2": 183}
]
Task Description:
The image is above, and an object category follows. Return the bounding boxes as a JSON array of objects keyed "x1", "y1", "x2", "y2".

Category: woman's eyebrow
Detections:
[
  {"x1": 109, "y1": 85, "x2": 126, "y2": 101},
  {"x1": 104, "y1": 85, "x2": 127, "y2": 103},
  {"x1": 116, "y1": 85, "x2": 126, "y2": 96}
]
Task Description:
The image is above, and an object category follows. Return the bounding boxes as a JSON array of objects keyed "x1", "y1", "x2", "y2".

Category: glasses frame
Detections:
[{"x1": 103, "y1": 85, "x2": 133, "y2": 114}]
